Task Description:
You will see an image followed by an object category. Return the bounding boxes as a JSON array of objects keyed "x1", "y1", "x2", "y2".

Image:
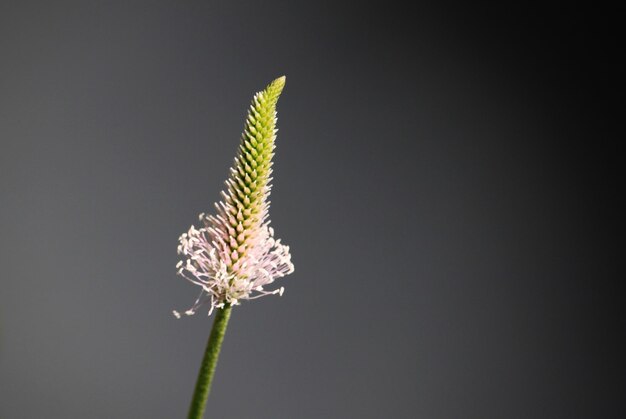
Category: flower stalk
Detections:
[{"x1": 187, "y1": 305, "x2": 232, "y2": 419}]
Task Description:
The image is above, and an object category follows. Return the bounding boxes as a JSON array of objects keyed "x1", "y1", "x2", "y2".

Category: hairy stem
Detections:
[{"x1": 187, "y1": 306, "x2": 232, "y2": 419}]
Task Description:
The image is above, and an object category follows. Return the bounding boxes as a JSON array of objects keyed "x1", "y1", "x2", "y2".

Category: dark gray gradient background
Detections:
[{"x1": 0, "y1": 2, "x2": 619, "y2": 419}]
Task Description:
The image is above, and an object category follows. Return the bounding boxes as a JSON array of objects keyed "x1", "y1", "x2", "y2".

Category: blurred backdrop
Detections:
[{"x1": 0, "y1": 1, "x2": 618, "y2": 418}]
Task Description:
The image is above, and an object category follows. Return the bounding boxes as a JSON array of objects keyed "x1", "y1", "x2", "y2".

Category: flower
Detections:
[{"x1": 174, "y1": 76, "x2": 294, "y2": 317}]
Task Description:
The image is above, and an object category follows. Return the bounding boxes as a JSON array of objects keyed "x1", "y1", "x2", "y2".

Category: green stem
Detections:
[{"x1": 187, "y1": 305, "x2": 232, "y2": 419}]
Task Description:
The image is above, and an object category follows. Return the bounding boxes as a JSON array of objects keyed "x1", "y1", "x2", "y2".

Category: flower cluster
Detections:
[{"x1": 174, "y1": 76, "x2": 294, "y2": 317}]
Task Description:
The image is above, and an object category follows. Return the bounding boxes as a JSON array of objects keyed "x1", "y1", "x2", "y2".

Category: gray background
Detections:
[{"x1": 0, "y1": 1, "x2": 618, "y2": 418}]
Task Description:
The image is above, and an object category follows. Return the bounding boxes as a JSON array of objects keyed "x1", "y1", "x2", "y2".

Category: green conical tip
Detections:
[
  {"x1": 265, "y1": 75, "x2": 286, "y2": 100},
  {"x1": 272, "y1": 75, "x2": 286, "y2": 89}
]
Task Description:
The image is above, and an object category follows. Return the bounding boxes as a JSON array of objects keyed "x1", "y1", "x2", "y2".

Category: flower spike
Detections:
[{"x1": 174, "y1": 76, "x2": 294, "y2": 317}]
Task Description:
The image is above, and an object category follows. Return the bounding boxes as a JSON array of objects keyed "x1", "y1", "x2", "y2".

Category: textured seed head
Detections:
[{"x1": 174, "y1": 77, "x2": 294, "y2": 317}]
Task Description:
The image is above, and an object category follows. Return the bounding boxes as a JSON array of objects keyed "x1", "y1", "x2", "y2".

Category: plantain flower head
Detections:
[{"x1": 174, "y1": 76, "x2": 294, "y2": 317}]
